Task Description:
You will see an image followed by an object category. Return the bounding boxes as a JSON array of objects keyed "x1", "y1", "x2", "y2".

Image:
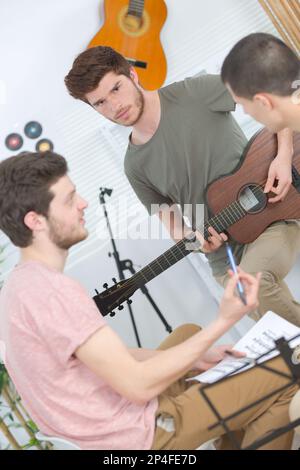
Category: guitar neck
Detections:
[
  {"x1": 204, "y1": 201, "x2": 248, "y2": 239},
  {"x1": 119, "y1": 201, "x2": 247, "y2": 293},
  {"x1": 129, "y1": 234, "x2": 200, "y2": 289},
  {"x1": 128, "y1": 0, "x2": 145, "y2": 17}
]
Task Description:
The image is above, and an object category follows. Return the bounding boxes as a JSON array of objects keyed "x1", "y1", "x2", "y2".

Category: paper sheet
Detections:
[{"x1": 194, "y1": 311, "x2": 300, "y2": 384}]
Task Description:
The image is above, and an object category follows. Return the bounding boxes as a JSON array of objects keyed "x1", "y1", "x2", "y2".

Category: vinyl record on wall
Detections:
[
  {"x1": 24, "y1": 121, "x2": 43, "y2": 139},
  {"x1": 36, "y1": 139, "x2": 54, "y2": 152},
  {"x1": 5, "y1": 133, "x2": 23, "y2": 151}
]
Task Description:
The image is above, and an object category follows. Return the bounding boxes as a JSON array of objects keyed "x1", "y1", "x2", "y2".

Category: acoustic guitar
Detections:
[
  {"x1": 88, "y1": 0, "x2": 167, "y2": 90},
  {"x1": 93, "y1": 128, "x2": 300, "y2": 317}
]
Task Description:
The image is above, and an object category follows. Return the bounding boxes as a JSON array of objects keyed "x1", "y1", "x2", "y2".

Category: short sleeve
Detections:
[
  {"x1": 125, "y1": 166, "x2": 173, "y2": 215},
  {"x1": 184, "y1": 74, "x2": 236, "y2": 113},
  {"x1": 21, "y1": 280, "x2": 107, "y2": 366}
]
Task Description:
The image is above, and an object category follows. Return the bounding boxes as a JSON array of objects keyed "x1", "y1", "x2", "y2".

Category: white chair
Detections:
[
  {"x1": 35, "y1": 431, "x2": 81, "y2": 450},
  {"x1": 35, "y1": 430, "x2": 216, "y2": 451},
  {"x1": 197, "y1": 439, "x2": 216, "y2": 450}
]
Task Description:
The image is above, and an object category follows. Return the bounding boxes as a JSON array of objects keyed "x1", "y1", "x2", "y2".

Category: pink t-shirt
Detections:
[{"x1": 0, "y1": 261, "x2": 157, "y2": 450}]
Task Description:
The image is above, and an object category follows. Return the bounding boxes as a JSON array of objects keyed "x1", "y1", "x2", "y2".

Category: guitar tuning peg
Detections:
[
  {"x1": 112, "y1": 278, "x2": 117, "y2": 284},
  {"x1": 118, "y1": 305, "x2": 124, "y2": 310},
  {"x1": 127, "y1": 299, "x2": 132, "y2": 305},
  {"x1": 103, "y1": 283, "x2": 108, "y2": 289},
  {"x1": 110, "y1": 311, "x2": 116, "y2": 317}
]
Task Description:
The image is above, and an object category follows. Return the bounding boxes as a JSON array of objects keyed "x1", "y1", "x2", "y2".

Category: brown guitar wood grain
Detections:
[
  {"x1": 88, "y1": 0, "x2": 167, "y2": 90},
  {"x1": 206, "y1": 129, "x2": 300, "y2": 244}
]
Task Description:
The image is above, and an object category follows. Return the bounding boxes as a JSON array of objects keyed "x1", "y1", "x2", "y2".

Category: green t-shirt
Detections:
[{"x1": 124, "y1": 75, "x2": 248, "y2": 276}]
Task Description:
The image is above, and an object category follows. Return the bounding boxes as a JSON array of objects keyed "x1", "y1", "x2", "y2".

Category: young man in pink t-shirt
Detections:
[{"x1": 0, "y1": 152, "x2": 298, "y2": 450}]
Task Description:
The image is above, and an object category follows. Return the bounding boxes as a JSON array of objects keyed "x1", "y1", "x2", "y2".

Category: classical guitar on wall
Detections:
[
  {"x1": 88, "y1": 0, "x2": 167, "y2": 90},
  {"x1": 93, "y1": 128, "x2": 300, "y2": 317}
]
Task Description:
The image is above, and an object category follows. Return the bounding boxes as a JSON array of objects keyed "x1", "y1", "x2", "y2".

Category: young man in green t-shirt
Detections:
[{"x1": 65, "y1": 46, "x2": 300, "y2": 327}]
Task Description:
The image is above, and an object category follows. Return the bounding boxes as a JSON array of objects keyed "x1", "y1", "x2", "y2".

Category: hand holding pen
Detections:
[
  {"x1": 218, "y1": 266, "x2": 261, "y2": 325},
  {"x1": 225, "y1": 242, "x2": 247, "y2": 305}
]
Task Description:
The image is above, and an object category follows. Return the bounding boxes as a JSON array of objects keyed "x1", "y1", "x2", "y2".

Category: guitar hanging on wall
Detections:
[
  {"x1": 88, "y1": 0, "x2": 168, "y2": 90},
  {"x1": 93, "y1": 128, "x2": 300, "y2": 318}
]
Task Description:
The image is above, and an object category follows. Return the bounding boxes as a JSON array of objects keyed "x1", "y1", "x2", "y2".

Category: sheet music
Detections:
[{"x1": 194, "y1": 311, "x2": 300, "y2": 384}]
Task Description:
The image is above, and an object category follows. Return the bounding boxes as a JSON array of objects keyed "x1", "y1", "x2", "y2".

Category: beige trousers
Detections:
[
  {"x1": 151, "y1": 324, "x2": 298, "y2": 450},
  {"x1": 216, "y1": 221, "x2": 300, "y2": 326}
]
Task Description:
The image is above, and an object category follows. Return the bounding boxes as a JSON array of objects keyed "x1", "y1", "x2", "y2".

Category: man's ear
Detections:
[
  {"x1": 129, "y1": 67, "x2": 139, "y2": 83},
  {"x1": 23, "y1": 211, "x2": 45, "y2": 232},
  {"x1": 253, "y1": 93, "x2": 274, "y2": 110}
]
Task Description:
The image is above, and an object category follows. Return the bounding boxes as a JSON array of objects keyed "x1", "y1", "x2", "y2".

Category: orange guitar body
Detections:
[{"x1": 88, "y1": 0, "x2": 167, "y2": 90}]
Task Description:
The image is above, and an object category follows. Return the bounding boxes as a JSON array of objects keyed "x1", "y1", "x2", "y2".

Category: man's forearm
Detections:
[
  {"x1": 130, "y1": 348, "x2": 160, "y2": 361},
  {"x1": 276, "y1": 128, "x2": 294, "y2": 161}
]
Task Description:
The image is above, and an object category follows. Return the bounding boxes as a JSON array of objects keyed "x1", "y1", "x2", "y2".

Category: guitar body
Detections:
[
  {"x1": 88, "y1": 0, "x2": 167, "y2": 90},
  {"x1": 206, "y1": 129, "x2": 300, "y2": 244}
]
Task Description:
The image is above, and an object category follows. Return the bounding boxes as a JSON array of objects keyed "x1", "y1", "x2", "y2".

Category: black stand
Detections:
[
  {"x1": 99, "y1": 188, "x2": 172, "y2": 347},
  {"x1": 199, "y1": 334, "x2": 300, "y2": 450}
]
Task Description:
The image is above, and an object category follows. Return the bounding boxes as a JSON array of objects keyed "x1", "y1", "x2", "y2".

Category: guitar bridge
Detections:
[
  {"x1": 126, "y1": 57, "x2": 147, "y2": 69},
  {"x1": 292, "y1": 165, "x2": 300, "y2": 192}
]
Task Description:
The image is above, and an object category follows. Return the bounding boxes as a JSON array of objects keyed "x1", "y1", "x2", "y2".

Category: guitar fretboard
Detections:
[
  {"x1": 130, "y1": 234, "x2": 200, "y2": 288},
  {"x1": 204, "y1": 201, "x2": 247, "y2": 239},
  {"x1": 126, "y1": 194, "x2": 255, "y2": 291},
  {"x1": 128, "y1": 0, "x2": 145, "y2": 18}
]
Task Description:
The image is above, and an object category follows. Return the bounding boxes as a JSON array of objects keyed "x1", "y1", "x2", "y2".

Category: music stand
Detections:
[{"x1": 199, "y1": 334, "x2": 300, "y2": 450}]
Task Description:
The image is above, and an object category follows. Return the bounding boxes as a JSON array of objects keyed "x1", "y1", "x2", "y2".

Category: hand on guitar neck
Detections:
[
  {"x1": 194, "y1": 226, "x2": 228, "y2": 254},
  {"x1": 159, "y1": 205, "x2": 228, "y2": 255}
]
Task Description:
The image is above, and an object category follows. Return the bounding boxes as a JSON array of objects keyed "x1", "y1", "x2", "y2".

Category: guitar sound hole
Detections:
[
  {"x1": 238, "y1": 184, "x2": 267, "y2": 214},
  {"x1": 118, "y1": 7, "x2": 150, "y2": 37},
  {"x1": 124, "y1": 14, "x2": 142, "y2": 32}
]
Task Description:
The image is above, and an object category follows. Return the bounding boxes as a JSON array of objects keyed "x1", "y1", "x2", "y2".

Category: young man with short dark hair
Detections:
[
  {"x1": 0, "y1": 151, "x2": 297, "y2": 450},
  {"x1": 221, "y1": 33, "x2": 300, "y2": 133}
]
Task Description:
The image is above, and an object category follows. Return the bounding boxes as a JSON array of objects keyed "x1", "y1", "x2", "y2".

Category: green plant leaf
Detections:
[
  {"x1": 22, "y1": 437, "x2": 39, "y2": 449},
  {"x1": 0, "y1": 358, "x2": 9, "y2": 393},
  {"x1": 26, "y1": 419, "x2": 39, "y2": 434}
]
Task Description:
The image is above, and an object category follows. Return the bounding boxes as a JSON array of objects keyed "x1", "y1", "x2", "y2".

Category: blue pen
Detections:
[{"x1": 225, "y1": 242, "x2": 247, "y2": 305}]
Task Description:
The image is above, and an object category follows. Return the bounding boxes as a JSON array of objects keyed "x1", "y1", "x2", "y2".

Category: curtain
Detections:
[{"x1": 259, "y1": 0, "x2": 300, "y2": 55}]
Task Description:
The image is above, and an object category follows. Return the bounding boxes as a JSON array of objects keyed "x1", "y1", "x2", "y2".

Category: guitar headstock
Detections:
[{"x1": 93, "y1": 278, "x2": 135, "y2": 317}]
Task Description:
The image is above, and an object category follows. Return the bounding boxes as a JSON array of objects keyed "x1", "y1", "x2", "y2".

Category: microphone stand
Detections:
[{"x1": 98, "y1": 187, "x2": 172, "y2": 347}]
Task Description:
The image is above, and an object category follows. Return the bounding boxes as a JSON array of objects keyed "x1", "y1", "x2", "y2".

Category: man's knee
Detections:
[
  {"x1": 257, "y1": 271, "x2": 277, "y2": 295},
  {"x1": 173, "y1": 324, "x2": 201, "y2": 340},
  {"x1": 158, "y1": 324, "x2": 201, "y2": 350}
]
